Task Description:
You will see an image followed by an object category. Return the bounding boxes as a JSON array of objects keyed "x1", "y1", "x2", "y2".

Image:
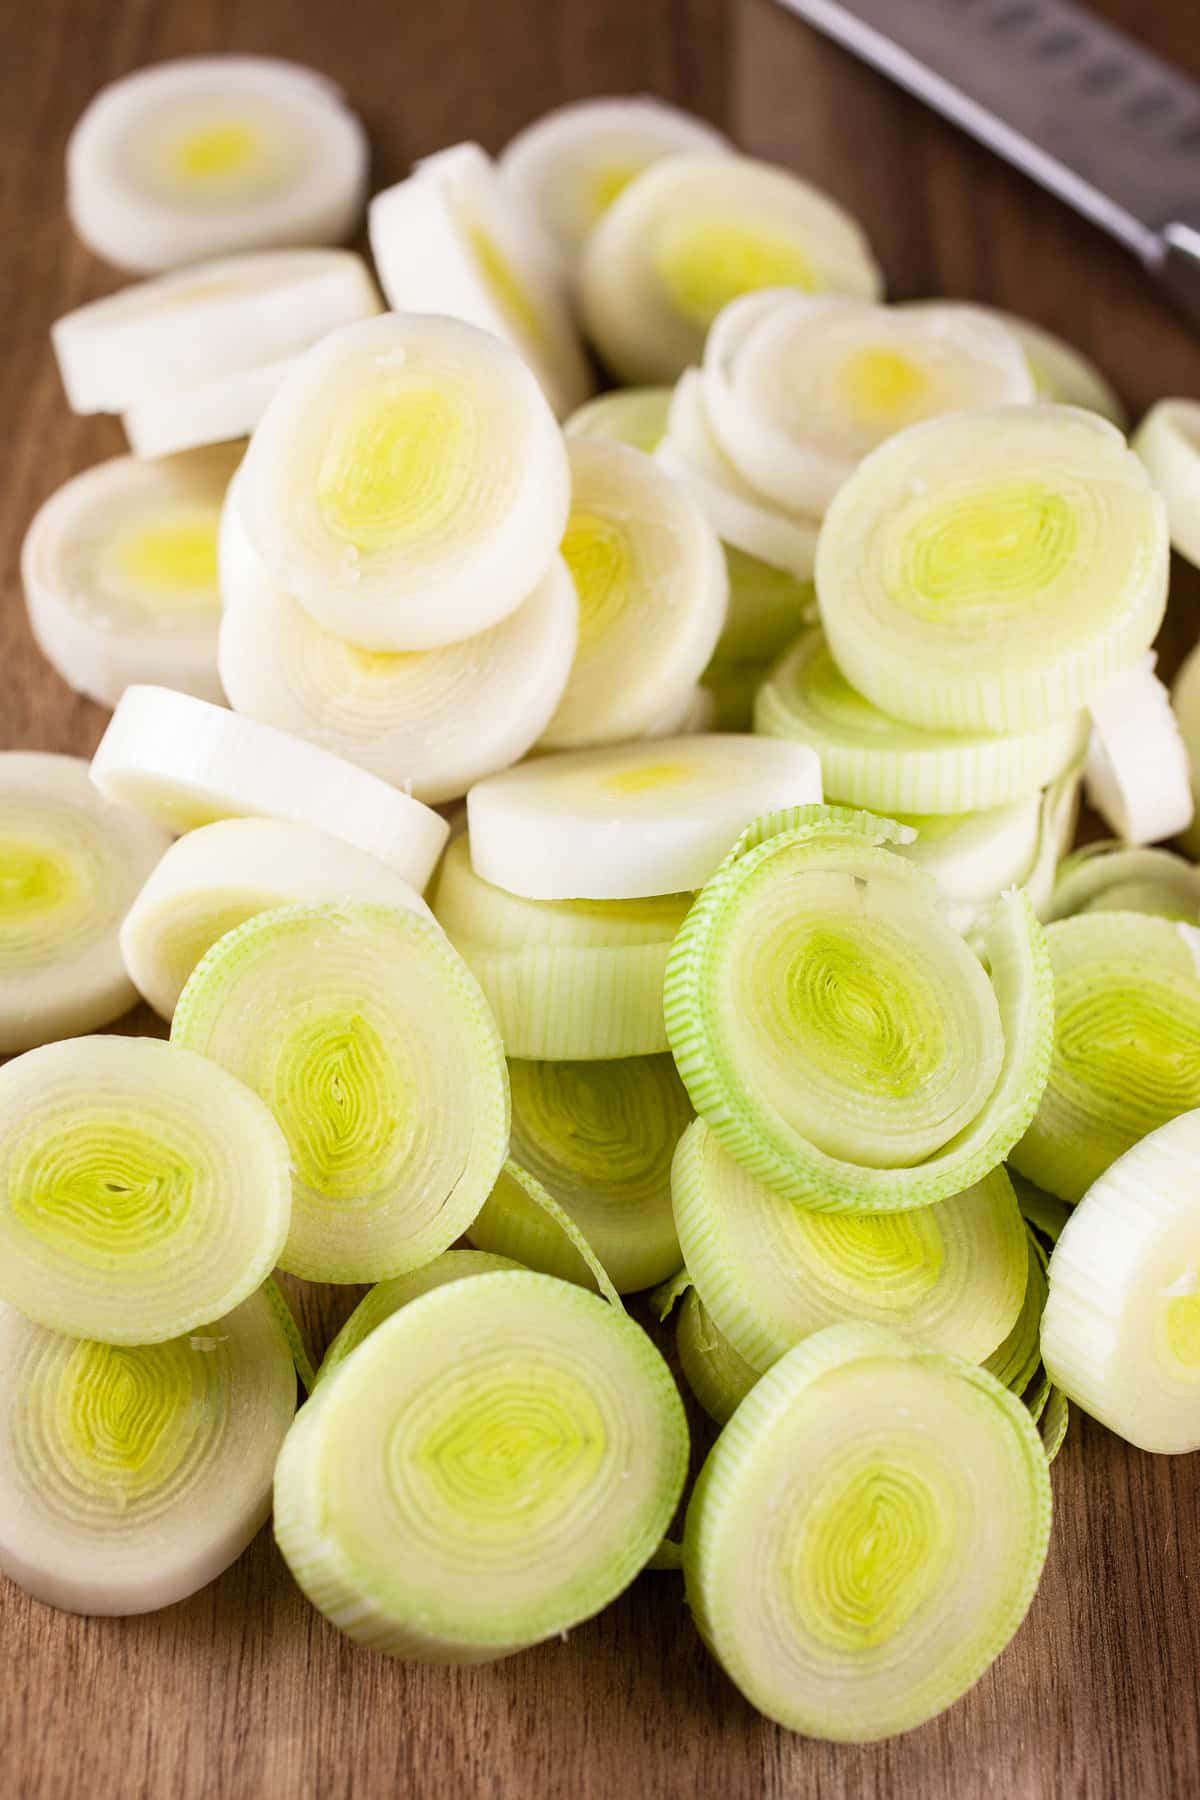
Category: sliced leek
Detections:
[
  {"x1": 1132, "y1": 398, "x2": 1200, "y2": 569},
  {"x1": 675, "y1": 1287, "x2": 757, "y2": 1425},
  {"x1": 467, "y1": 1162, "x2": 624, "y2": 1306},
  {"x1": 1048, "y1": 841, "x2": 1200, "y2": 923},
  {"x1": 171, "y1": 901, "x2": 509, "y2": 1283},
  {"x1": 905, "y1": 302, "x2": 1125, "y2": 425},
  {"x1": 754, "y1": 627, "x2": 1088, "y2": 814},
  {"x1": 368, "y1": 142, "x2": 592, "y2": 417},
  {"x1": 983, "y1": 1230, "x2": 1047, "y2": 1399},
  {"x1": 564, "y1": 386, "x2": 672, "y2": 454},
  {"x1": 66, "y1": 56, "x2": 368, "y2": 272},
  {"x1": 1172, "y1": 640, "x2": 1200, "y2": 857},
  {"x1": 816, "y1": 405, "x2": 1169, "y2": 734},
  {"x1": 467, "y1": 735, "x2": 821, "y2": 900},
  {"x1": 120, "y1": 817, "x2": 434, "y2": 1020},
  {"x1": 540, "y1": 441, "x2": 727, "y2": 750},
  {"x1": 1010, "y1": 1173, "x2": 1073, "y2": 1250},
  {"x1": 1041, "y1": 1107, "x2": 1200, "y2": 1453},
  {"x1": 673, "y1": 1119, "x2": 1026, "y2": 1372},
  {"x1": 0, "y1": 1035, "x2": 292, "y2": 1344},
  {"x1": 664, "y1": 806, "x2": 1053, "y2": 1210},
  {"x1": 682, "y1": 1322, "x2": 1051, "y2": 1741},
  {"x1": 0, "y1": 1287, "x2": 296, "y2": 1615},
  {"x1": 22, "y1": 447, "x2": 237, "y2": 707},
  {"x1": 90, "y1": 684, "x2": 448, "y2": 881},
  {"x1": 1084, "y1": 656, "x2": 1193, "y2": 844},
  {"x1": 273, "y1": 1269, "x2": 689, "y2": 1659},
  {"x1": 218, "y1": 497, "x2": 577, "y2": 801},
  {"x1": 234, "y1": 312, "x2": 570, "y2": 651},
  {"x1": 1011, "y1": 912, "x2": 1200, "y2": 1203},
  {"x1": 316, "y1": 1249, "x2": 521, "y2": 1385},
  {"x1": 579, "y1": 153, "x2": 882, "y2": 383},
  {"x1": 121, "y1": 355, "x2": 299, "y2": 458},
  {"x1": 0, "y1": 752, "x2": 169, "y2": 1054}
]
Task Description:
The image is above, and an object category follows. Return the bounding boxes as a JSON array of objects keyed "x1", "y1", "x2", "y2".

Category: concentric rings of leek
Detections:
[
  {"x1": 234, "y1": 312, "x2": 570, "y2": 652},
  {"x1": 0, "y1": 1036, "x2": 292, "y2": 1344},
  {"x1": 273, "y1": 1269, "x2": 689, "y2": 1659},
  {"x1": 539, "y1": 440, "x2": 728, "y2": 750},
  {"x1": 1047, "y1": 842, "x2": 1200, "y2": 924},
  {"x1": 673, "y1": 1119, "x2": 1027, "y2": 1371},
  {"x1": 682, "y1": 1322, "x2": 1052, "y2": 1741},
  {"x1": 120, "y1": 817, "x2": 434, "y2": 1021},
  {"x1": 816, "y1": 405, "x2": 1169, "y2": 734},
  {"x1": 171, "y1": 901, "x2": 509, "y2": 1282},
  {"x1": 316, "y1": 1249, "x2": 521, "y2": 1385},
  {"x1": 664, "y1": 806, "x2": 1053, "y2": 1211},
  {"x1": 579, "y1": 153, "x2": 881, "y2": 383},
  {"x1": 564, "y1": 387, "x2": 673, "y2": 455},
  {"x1": 0, "y1": 752, "x2": 170, "y2": 1054},
  {"x1": 1132, "y1": 398, "x2": 1200, "y2": 569},
  {"x1": 1010, "y1": 912, "x2": 1200, "y2": 1203},
  {"x1": 755, "y1": 627, "x2": 1088, "y2": 815},
  {"x1": 466, "y1": 1056, "x2": 690, "y2": 1293},
  {"x1": 0, "y1": 1286, "x2": 296, "y2": 1615},
  {"x1": 1041, "y1": 1107, "x2": 1200, "y2": 1452},
  {"x1": 905, "y1": 302, "x2": 1126, "y2": 425},
  {"x1": 675, "y1": 1287, "x2": 757, "y2": 1425},
  {"x1": 218, "y1": 493, "x2": 578, "y2": 802}
]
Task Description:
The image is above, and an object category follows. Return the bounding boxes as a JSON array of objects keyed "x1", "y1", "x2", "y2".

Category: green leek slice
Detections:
[
  {"x1": 1010, "y1": 1172, "x2": 1073, "y2": 1249},
  {"x1": 675, "y1": 1286, "x2": 757, "y2": 1425},
  {"x1": 316, "y1": 1249, "x2": 521, "y2": 1385},
  {"x1": 982, "y1": 1230, "x2": 1047, "y2": 1397},
  {"x1": 1047, "y1": 841, "x2": 1200, "y2": 923},
  {"x1": 466, "y1": 1162, "x2": 624, "y2": 1305}
]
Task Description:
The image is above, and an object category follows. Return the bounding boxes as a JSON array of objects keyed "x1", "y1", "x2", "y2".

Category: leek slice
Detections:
[
  {"x1": 0, "y1": 1287, "x2": 296, "y2": 1615},
  {"x1": 755, "y1": 627, "x2": 1088, "y2": 814},
  {"x1": 1048, "y1": 841, "x2": 1200, "y2": 923},
  {"x1": 676, "y1": 1287, "x2": 757, "y2": 1425},
  {"x1": 90, "y1": 684, "x2": 448, "y2": 882},
  {"x1": 665, "y1": 806, "x2": 1053, "y2": 1210},
  {"x1": 1084, "y1": 656, "x2": 1193, "y2": 844},
  {"x1": 905, "y1": 302, "x2": 1125, "y2": 425},
  {"x1": 579, "y1": 153, "x2": 881, "y2": 383},
  {"x1": 368, "y1": 143, "x2": 591, "y2": 418},
  {"x1": 0, "y1": 1036, "x2": 292, "y2": 1344},
  {"x1": 218, "y1": 496, "x2": 577, "y2": 801},
  {"x1": 120, "y1": 817, "x2": 434, "y2": 1020},
  {"x1": 1040, "y1": 1107, "x2": 1200, "y2": 1452},
  {"x1": 540, "y1": 441, "x2": 727, "y2": 750},
  {"x1": 467, "y1": 735, "x2": 821, "y2": 901},
  {"x1": 466, "y1": 1056, "x2": 689, "y2": 1293},
  {"x1": 1172, "y1": 641, "x2": 1200, "y2": 857},
  {"x1": 893, "y1": 800, "x2": 1044, "y2": 936},
  {"x1": 261, "y1": 1276, "x2": 317, "y2": 1392},
  {"x1": 499, "y1": 97, "x2": 730, "y2": 268},
  {"x1": 0, "y1": 752, "x2": 169, "y2": 1054},
  {"x1": 1132, "y1": 398, "x2": 1200, "y2": 569},
  {"x1": 816, "y1": 405, "x2": 1169, "y2": 734},
  {"x1": 1011, "y1": 912, "x2": 1200, "y2": 1203},
  {"x1": 1010, "y1": 1172, "x2": 1073, "y2": 1249},
  {"x1": 467, "y1": 1162, "x2": 624, "y2": 1306},
  {"x1": 703, "y1": 294, "x2": 1034, "y2": 515},
  {"x1": 172, "y1": 901, "x2": 508, "y2": 1283},
  {"x1": 234, "y1": 312, "x2": 569, "y2": 652},
  {"x1": 66, "y1": 56, "x2": 367, "y2": 272},
  {"x1": 983, "y1": 1231, "x2": 1047, "y2": 1398},
  {"x1": 673, "y1": 1119, "x2": 1026, "y2": 1371},
  {"x1": 273, "y1": 1269, "x2": 688, "y2": 1659},
  {"x1": 564, "y1": 386, "x2": 672, "y2": 454},
  {"x1": 682, "y1": 1322, "x2": 1051, "y2": 1741},
  {"x1": 316, "y1": 1249, "x2": 521, "y2": 1385},
  {"x1": 21, "y1": 447, "x2": 239, "y2": 708},
  {"x1": 122, "y1": 355, "x2": 299, "y2": 458},
  {"x1": 1038, "y1": 1385, "x2": 1070, "y2": 1463}
]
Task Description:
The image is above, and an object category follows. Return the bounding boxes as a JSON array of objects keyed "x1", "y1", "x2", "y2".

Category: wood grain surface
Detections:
[{"x1": 2, "y1": 1, "x2": 1200, "y2": 1796}]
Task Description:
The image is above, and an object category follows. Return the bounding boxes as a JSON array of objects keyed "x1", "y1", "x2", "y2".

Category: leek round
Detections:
[
  {"x1": 675, "y1": 1286, "x2": 756, "y2": 1425},
  {"x1": 1132, "y1": 398, "x2": 1200, "y2": 568},
  {"x1": 1172, "y1": 640, "x2": 1200, "y2": 857},
  {"x1": 1084, "y1": 656, "x2": 1193, "y2": 844},
  {"x1": 121, "y1": 355, "x2": 299, "y2": 458},
  {"x1": 1048, "y1": 841, "x2": 1200, "y2": 923},
  {"x1": 316, "y1": 1249, "x2": 521, "y2": 1385},
  {"x1": 564, "y1": 386, "x2": 672, "y2": 454},
  {"x1": 905, "y1": 302, "x2": 1125, "y2": 425}
]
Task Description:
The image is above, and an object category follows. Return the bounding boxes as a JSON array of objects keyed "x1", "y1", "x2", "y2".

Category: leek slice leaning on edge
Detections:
[
  {"x1": 1047, "y1": 841, "x2": 1200, "y2": 924},
  {"x1": 1132, "y1": 397, "x2": 1200, "y2": 570},
  {"x1": 675, "y1": 1286, "x2": 757, "y2": 1426}
]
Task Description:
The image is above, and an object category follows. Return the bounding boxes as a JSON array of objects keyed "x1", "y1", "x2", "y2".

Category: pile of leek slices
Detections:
[{"x1": 7, "y1": 55, "x2": 1200, "y2": 1747}]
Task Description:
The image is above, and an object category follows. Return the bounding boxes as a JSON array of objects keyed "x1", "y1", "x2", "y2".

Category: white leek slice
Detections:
[
  {"x1": 579, "y1": 153, "x2": 882, "y2": 383},
  {"x1": 564, "y1": 386, "x2": 672, "y2": 454},
  {"x1": 704, "y1": 294, "x2": 1034, "y2": 515},
  {"x1": 1048, "y1": 841, "x2": 1200, "y2": 923},
  {"x1": 499, "y1": 97, "x2": 729, "y2": 268},
  {"x1": 235, "y1": 312, "x2": 569, "y2": 651},
  {"x1": 905, "y1": 301, "x2": 1125, "y2": 425},
  {"x1": 122, "y1": 355, "x2": 298, "y2": 458},
  {"x1": 673, "y1": 1119, "x2": 1026, "y2": 1372},
  {"x1": 540, "y1": 441, "x2": 727, "y2": 750},
  {"x1": 218, "y1": 496, "x2": 577, "y2": 801},
  {"x1": 0, "y1": 1036, "x2": 291, "y2": 1343},
  {"x1": 665, "y1": 806, "x2": 1053, "y2": 1210},
  {"x1": 316, "y1": 1249, "x2": 521, "y2": 1386},
  {"x1": 675, "y1": 1287, "x2": 757, "y2": 1425},
  {"x1": 66, "y1": 56, "x2": 368, "y2": 272},
  {"x1": 467, "y1": 735, "x2": 821, "y2": 900},
  {"x1": 755, "y1": 627, "x2": 1089, "y2": 814},
  {"x1": 1085, "y1": 656, "x2": 1193, "y2": 844},
  {"x1": 1132, "y1": 398, "x2": 1200, "y2": 568},
  {"x1": 369, "y1": 143, "x2": 591, "y2": 418},
  {"x1": 273, "y1": 1269, "x2": 689, "y2": 1659},
  {"x1": 171, "y1": 901, "x2": 509, "y2": 1283},
  {"x1": 466, "y1": 1055, "x2": 690, "y2": 1293},
  {"x1": 1173, "y1": 640, "x2": 1200, "y2": 857},
  {"x1": 120, "y1": 817, "x2": 434, "y2": 1020},
  {"x1": 1011, "y1": 912, "x2": 1200, "y2": 1203},
  {"x1": 1041, "y1": 1107, "x2": 1200, "y2": 1452},
  {"x1": 0, "y1": 1287, "x2": 296, "y2": 1615},
  {"x1": 52, "y1": 249, "x2": 380, "y2": 416},
  {"x1": 22, "y1": 448, "x2": 237, "y2": 707},
  {"x1": 0, "y1": 753, "x2": 169, "y2": 1053},
  {"x1": 894, "y1": 799, "x2": 1044, "y2": 936},
  {"x1": 683, "y1": 1322, "x2": 1051, "y2": 1741},
  {"x1": 90, "y1": 685, "x2": 448, "y2": 880},
  {"x1": 817, "y1": 405, "x2": 1170, "y2": 734},
  {"x1": 1021, "y1": 761, "x2": 1086, "y2": 923},
  {"x1": 647, "y1": 683, "x2": 715, "y2": 738}
]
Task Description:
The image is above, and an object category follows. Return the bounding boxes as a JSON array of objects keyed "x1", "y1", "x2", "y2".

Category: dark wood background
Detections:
[{"x1": 2, "y1": 1, "x2": 1199, "y2": 1795}]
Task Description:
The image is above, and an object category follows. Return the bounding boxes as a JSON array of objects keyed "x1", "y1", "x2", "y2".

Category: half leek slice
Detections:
[
  {"x1": 316, "y1": 1249, "x2": 521, "y2": 1385},
  {"x1": 1047, "y1": 841, "x2": 1200, "y2": 923},
  {"x1": 564, "y1": 386, "x2": 672, "y2": 454},
  {"x1": 273, "y1": 1269, "x2": 688, "y2": 1659},
  {"x1": 1132, "y1": 398, "x2": 1200, "y2": 569}
]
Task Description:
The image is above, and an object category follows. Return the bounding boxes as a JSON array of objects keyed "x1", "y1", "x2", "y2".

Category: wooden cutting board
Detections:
[{"x1": 1, "y1": 1, "x2": 1198, "y2": 1794}]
